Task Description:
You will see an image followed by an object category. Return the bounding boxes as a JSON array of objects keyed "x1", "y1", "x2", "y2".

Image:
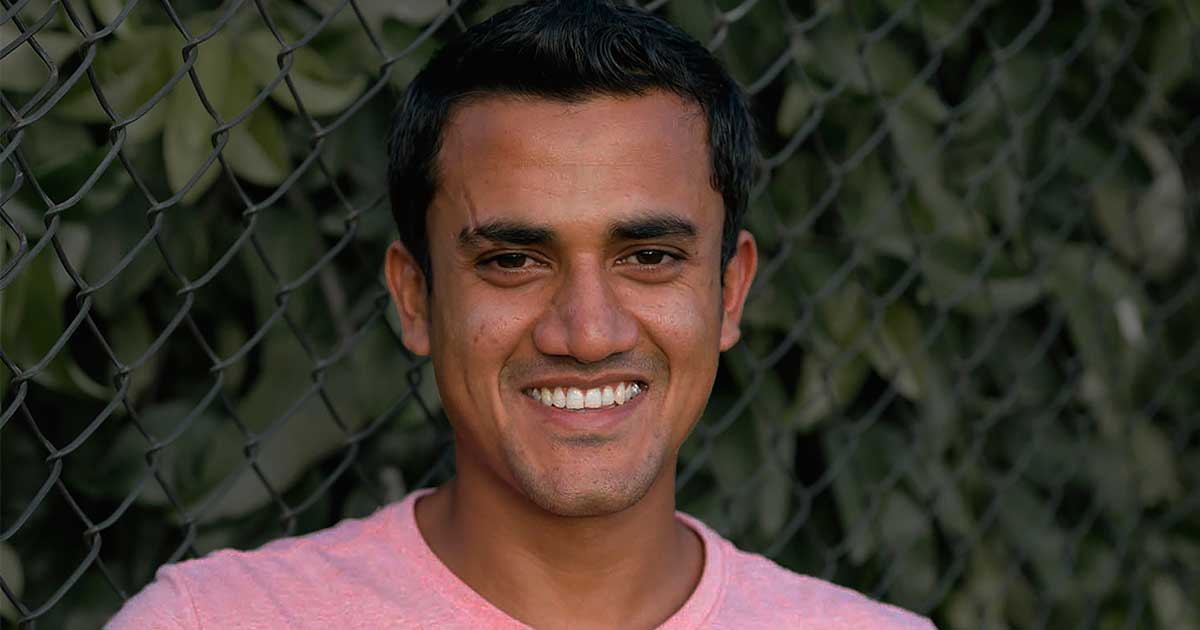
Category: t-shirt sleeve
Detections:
[{"x1": 105, "y1": 565, "x2": 201, "y2": 630}]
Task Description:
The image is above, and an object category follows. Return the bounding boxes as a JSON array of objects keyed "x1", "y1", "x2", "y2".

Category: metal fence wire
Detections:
[{"x1": 1, "y1": 0, "x2": 1198, "y2": 627}]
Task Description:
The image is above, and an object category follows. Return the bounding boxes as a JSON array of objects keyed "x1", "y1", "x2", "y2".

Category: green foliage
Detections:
[{"x1": 1, "y1": 1, "x2": 1198, "y2": 629}]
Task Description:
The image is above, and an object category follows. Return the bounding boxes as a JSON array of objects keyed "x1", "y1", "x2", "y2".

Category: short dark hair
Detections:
[{"x1": 386, "y1": 0, "x2": 757, "y2": 283}]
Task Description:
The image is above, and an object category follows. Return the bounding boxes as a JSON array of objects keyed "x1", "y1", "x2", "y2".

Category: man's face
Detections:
[{"x1": 386, "y1": 91, "x2": 756, "y2": 517}]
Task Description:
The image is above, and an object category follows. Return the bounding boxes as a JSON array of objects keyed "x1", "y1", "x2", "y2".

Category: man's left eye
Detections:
[
  {"x1": 491, "y1": 253, "x2": 532, "y2": 269},
  {"x1": 620, "y1": 250, "x2": 673, "y2": 266}
]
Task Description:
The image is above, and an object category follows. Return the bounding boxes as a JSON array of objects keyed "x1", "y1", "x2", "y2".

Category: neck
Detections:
[{"x1": 415, "y1": 455, "x2": 704, "y2": 630}]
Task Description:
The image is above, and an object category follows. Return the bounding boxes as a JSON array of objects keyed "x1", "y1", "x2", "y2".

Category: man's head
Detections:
[{"x1": 384, "y1": 0, "x2": 758, "y2": 517}]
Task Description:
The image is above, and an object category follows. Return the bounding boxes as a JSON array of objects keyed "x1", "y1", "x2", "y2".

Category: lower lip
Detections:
[{"x1": 520, "y1": 389, "x2": 646, "y2": 435}]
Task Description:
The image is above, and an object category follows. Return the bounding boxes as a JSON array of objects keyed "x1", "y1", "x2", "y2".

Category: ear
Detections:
[
  {"x1": 385, "y1": 241, "x2": 432, "y2": 356},
  {"x1": 718, "y1": 230, "x2": 758, "y2": 351}
]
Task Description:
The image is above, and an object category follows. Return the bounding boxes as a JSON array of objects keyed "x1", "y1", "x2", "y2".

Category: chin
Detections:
[{"x1": 502, "y1": 438, "x2": 670, "y2": 517}]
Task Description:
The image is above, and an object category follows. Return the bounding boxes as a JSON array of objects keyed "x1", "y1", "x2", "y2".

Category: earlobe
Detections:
[
  {"x1": 718, "y1": 230, "x2": 758, "y2": 352},
  {"x1": 385, "y1": 241, "x2": 432, "y2": 356}
]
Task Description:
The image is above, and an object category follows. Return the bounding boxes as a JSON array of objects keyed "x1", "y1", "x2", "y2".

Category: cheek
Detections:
[
  {"x1": 434, "y1": 287, "x2": 539, "y2": 367},
  {"x1": 630, "y1": 286, "x2": 722, "y2": 365}
]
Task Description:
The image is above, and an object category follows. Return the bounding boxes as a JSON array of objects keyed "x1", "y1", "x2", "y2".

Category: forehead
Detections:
[
  {"x1": 441, "y1": 91, "x2": 708, "y2": 163},
  {"x1": 430, "y1": 91, "x2": 720, "y2": 236}
]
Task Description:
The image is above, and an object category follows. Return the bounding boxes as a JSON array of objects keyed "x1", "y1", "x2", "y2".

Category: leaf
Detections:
[
  {"x1": 1131, "y1": 423, "x2": 1183, "y2": 507},
  {"x1": 12, "y1": 122, "x2": 96, "y2": 195},
  {"x1": 0, "y1": 542, "x2": 24, "y2": 622},
  {"x1": 863, "y1": 299, "x2": 959, "y2": 450},
  {"x1": 839, "y1": 155, "x2": 913, "y2": 258},
  {"x1": 89, "y1": 0, "x2": 136, "y2": 38},
  {"x1": 129, "y1": 399, "x2": 232, "y2": 508},
  {"x1": 1130, "y1": 129, "x2": 1187, "y2": 279},
  {"x1": 0, "y1": 22, "x2": 79, "y2": 92},
  {"x1": 105, "y1": 307, "x2": 159, "y2": 404},
  {"x1": 790, "y1": 353, "x2": 868, "y2": 431},
  {"x1": 878, "y1": 491, "x2": 937, "y2": 607},
  {"x1": 56, "y1": 28, "x2": 174, "y2": 144},
  {"x1": 49, "y1": 223, "x2": 89, "y2": 298},
  {"x1": 864, "y1": 39, "x2": 915, "y2": 95},
  {"x1": 225, "y1": 109, "x2": 289, "y2": 186},
  {"x1": 1085, "y1": 440, "x2": 1140, "y2": 528},
  {"x1": 1091, "y1": 183, "x2": 1139, "y2": 263},
  {"x1": 776, "y1": 82, "x2": 815, "y2": 136},
  {"x1": 666, "y1": 1, "x2": 717, "y2": 45},
  {"x1": 756, "y1": 452, "x2": 792, "y2": 540},
  {"x1": 371, "y1": 0, "x2": 447, "y2": 26},
  {"x1": 240, "y1": 204, "x2": 323, "y2": 324},
  {"x1": 242, "y1": 31, "x2": 367, "y2": 117},
  {"x1": 825, "y1": 424, "x2": 907, "y2": 563},
  {"x1": 380, "y1": 21, "x2": 439, "y2": 85},
  {"x1": 997, "y1": 480, "x2": 1074, "y2": 598},
  {"x1": 0, "y1": 240, "x2": 107, "y2": 398},
  {"x1": 84, "y1": 201, "x2": 163, "y2": 316},
  {"x1": 224, "y1": 63, "x2": 290, "y2": 186},
  {"x1": 1144, "y1": 12, "x2": 1195, "y2": 106},
  {"x1": 215, "y1": 320, "x2": 250, "y2": 394},
  {"x1": 881, "y1": 0, "x2": 971, "y2": 48},
  {"x1": 920, "y1": 239, "x2": 1043, "y2": 316},
  {"x1": 327, "y1": 319, "x2": 422, "y2": 421},
  {"x1": 810, "y1": 17, "x2": 868, "y2": 92},
  {"x1": 907, "y1": 84, "x2": 950, "y2": 123},
  {"x1": 163, "y1": 32, "x2": 233, "y2": 200},
  {"x1": 1151, "y1": 574, "x2": 1200, "y2": 630},
  {"x1": 864, "y1": 300, "x2": 928, "y2": 400},
  {"x1": 995, "y1": 53, "x2": 1045, "y2": 117},
  {"x1": 925, "y1": 461, "x2": 974, "y2": 539},
  {"x1": 189, "y1": 332, "x2": 357, "y2": 520},
  {"x1": 1047, "y1": 244, "x2": 1151, "y2": 411},
  {"x1": 303, "y1": 0, "x2": 446, "y2": 33}
]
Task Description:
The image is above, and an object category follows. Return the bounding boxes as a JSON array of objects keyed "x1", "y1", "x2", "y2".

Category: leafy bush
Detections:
[{"x1": 1, "y1": 1, "x2": 1197, "y2": 628}]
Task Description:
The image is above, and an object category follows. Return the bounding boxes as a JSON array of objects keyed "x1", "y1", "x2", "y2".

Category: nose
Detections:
[{"x1": 532, "y1": 260, "x2": 638, "y2": 363}]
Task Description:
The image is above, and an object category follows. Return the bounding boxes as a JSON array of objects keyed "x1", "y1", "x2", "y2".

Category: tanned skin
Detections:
[{"x1": 385, "y1": 91, "x2": 758, "y2": 630}]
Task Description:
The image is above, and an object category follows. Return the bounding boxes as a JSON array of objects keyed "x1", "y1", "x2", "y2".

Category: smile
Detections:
[{"x1": 524, "y1": 382, "x2": 645, "y2": 410}]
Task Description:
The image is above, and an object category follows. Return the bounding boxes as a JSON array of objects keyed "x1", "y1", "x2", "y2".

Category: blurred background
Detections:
[{"x1": 2, "y1": 0, "x2": 1198, "y2": 628}]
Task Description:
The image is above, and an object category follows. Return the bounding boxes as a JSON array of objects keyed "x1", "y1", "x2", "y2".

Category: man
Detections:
[{"x1": 110, "y1": 1, "x2": 935, "y2": 628}]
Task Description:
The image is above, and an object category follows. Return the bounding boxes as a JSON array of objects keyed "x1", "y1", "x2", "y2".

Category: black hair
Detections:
[{"x1": 386, "y1": 0, "x2": 757, "y2": 283}]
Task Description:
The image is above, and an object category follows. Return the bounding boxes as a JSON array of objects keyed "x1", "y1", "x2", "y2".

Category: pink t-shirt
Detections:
[{"x1": 108, "y1": 489, "x2": 935, "y2": 629}]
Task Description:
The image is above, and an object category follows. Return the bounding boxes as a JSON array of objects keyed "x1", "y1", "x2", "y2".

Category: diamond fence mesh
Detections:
[{"x1": 1, "y1": 0, "x2": 1198, "y2": 627}]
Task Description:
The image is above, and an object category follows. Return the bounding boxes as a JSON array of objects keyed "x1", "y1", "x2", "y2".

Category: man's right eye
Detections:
[{"x1": 487, "y1": 253, "x2": 532, "y2": 269}]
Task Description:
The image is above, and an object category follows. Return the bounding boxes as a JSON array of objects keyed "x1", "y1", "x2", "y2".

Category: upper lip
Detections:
[{"x1": 519, "y1": 373, "x2": 650, "y2": 391}]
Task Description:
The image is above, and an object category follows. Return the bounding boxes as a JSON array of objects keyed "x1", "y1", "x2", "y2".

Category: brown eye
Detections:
[
  {"x1": 630, "y1": 250, "x2": 669, "y2": 265},
  {"x1": 636, "y1": 251, "x2": 664, "y2": 265},
  {"x1": 492, "y1": 253, "x2": 530, "y2": 269}
]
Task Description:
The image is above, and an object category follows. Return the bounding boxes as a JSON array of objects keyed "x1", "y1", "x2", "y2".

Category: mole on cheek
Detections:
[{"x1": 465, "y1": 309, "x2": 494, "y2": 346}]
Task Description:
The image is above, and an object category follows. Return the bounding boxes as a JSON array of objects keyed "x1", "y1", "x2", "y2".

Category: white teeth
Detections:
[
  {"x1": 566, "y1": 388, "x2": 585, "y2": 410},
  {"x1": 525, "y1": 382, "x2": 644, "y2": 411}
]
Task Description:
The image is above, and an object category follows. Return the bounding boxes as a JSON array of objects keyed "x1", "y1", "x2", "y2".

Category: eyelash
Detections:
[
  {"x1": 478, "y1": 249, "x2": 682, "y2": 272},
  {"x1": 617, "y1": 250, "x2": 679, "y2": 267}
]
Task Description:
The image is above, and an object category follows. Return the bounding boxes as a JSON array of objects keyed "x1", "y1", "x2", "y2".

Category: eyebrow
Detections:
[
  {"x1": 455, "y1": 212, "x2": 698, "y2": 250},
  {"x1": 608, "y1": 214, "x2": 697, "y2": 242},
  {"x1": 458, "y1": 220, "x2": 555, "y2": 248}
]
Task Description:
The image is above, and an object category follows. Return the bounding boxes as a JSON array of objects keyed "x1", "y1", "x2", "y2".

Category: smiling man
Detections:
[{"x1": 109, "y1": 1, "x2": 935, "y2": 629}]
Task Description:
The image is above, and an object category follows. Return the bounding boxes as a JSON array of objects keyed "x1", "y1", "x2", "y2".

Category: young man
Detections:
[{"x1": 110, "y1": 1, "x2": 935, "y2": 628}]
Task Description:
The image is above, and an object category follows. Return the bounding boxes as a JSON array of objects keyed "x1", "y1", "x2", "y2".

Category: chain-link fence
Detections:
[{"x1": 2, "y1": 0, "x2": 1198, "y2": 627}]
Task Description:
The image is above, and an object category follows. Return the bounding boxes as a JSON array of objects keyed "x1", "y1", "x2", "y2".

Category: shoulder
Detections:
[
  {"x1": 683, "y1": 515, "x2": 935, "y2": 630},
  {"x1": 722, "y1": 547, "x2": 935, "y2": 629},
  {"x1": 107, "y1": 501, "x2": 413, "y2": 629},
  {"x1": 160, "y1": 501, "x2": 406, "y2": 590}
]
